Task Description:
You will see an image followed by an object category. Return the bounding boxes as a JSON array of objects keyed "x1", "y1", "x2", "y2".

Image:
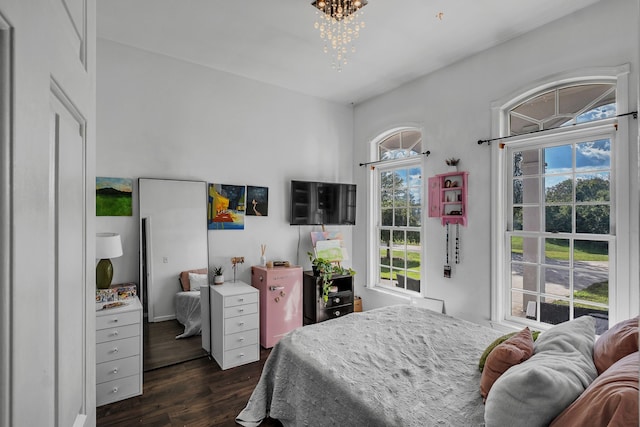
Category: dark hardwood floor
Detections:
[
  {"x1": 144, "y1": 319, "x2": 208, "y2": 371},
  {"x1": 97, "y1": 347, "x2": 283, "y2": 427}
]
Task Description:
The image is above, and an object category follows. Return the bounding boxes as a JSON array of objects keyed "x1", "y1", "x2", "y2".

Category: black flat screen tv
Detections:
[{"x1": 290, "y1": 180, "x2": 356, "y2": 226}]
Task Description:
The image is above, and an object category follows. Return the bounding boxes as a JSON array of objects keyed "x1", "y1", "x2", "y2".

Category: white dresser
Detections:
[
  {"x1": 95, "y1": 297, "x2": 143, "y2": 406},
  {"x1": 209, "y1": 281, "x2": 259, "y2": 370}
]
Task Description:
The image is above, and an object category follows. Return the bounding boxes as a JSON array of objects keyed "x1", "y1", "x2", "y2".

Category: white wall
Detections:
[
  {"x1": 352, "y1": 0, "x2": 639, "y2": 325},
  {"x1": 96, "y1": 39, "x2": 355, "y2": 289}
]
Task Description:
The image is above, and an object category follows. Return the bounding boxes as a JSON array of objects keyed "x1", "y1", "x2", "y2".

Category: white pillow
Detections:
[{"x1": 188, "y1": 272, "x2": 208, "y2": 291}]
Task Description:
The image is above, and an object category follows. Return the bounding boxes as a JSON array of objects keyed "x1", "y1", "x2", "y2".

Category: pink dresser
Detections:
[{"x1": 251, "y1": 265, "x2": 303, "y2": 348}]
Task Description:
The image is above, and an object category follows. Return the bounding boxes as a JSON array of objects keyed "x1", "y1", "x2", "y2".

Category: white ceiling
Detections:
[{"x1": 97, "y1": 0, "x2": 602, "y2": 106}]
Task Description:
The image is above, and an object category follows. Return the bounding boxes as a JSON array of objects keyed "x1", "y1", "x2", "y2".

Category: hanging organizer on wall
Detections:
[{"x1": 428, "y1": 171, "x2": 469, "y2": 226}]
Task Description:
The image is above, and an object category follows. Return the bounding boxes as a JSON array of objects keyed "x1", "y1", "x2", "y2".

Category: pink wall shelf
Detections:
[{"x1": 428, "y1": 171, "x2": 468, "y2": 226}]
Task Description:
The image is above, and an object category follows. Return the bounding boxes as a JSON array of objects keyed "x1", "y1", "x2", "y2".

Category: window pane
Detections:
[
  {"x1": 379, "y1": 229, "x2": 390, "y2": 246},
  {"x1": 543, "y1": 267, "x2": 570, "y2": 297},
  {"x1": 511, "y1": 263, "x2": 538, "y2": 292},
  {"x1": 393, "y1": 188, "x2": 407, "y2": 207},
  {"x1": 545, "y1": 175, "x2": 573, "y2": 203},
  {"x1": 545, "y1": 238, "x2": 570, "y2": 267},
  {"x1": 544, "y1": 145, "x2": 572, "y2": 174},
  {"x1": 576, "y1": 173, "x2": 609, "y2": 202},
  {"x1": 380, "y1": 171, "x2": 393, "y2": 190},
  {"x1": 522, "y1": 206, "x2": 541, "y2": 232},
  {"x1": 513, "y1": 207, "x2": 523, "y2": 231},
  {"x1": 394, "y1": 208, "x2": 407, "y2": 227},
  {"x1": 545, "y1": 205, "x2": 572, "y2": 233},
  {"x1": 381, "y1": 208, "x2": 393, "y2": 226},
  {"x1": 511, "y1": 290, "x2": 528, "y2": 319},
  {"x1": 574, "y1": 304, "x2": 609, "y2": 333},
  {"x1": 576, "y1": 139, "x2": 611, "y2": 171},
  {"x1": 394, "y1": 169, "x2": 407, "y2": 188},
  {"x1": 515, "y1": 149, "x2": 540, "y2": 176},
  {"x1": 409, "y1": 208, "x2": 421, "y2": 227},
  {"x1": 522, "y1": 177, "x2": 540, "y2": 204},
  {"x1": 576, "y1": 205, "x2": 609, "y2": 234},
  {"x1": 381, "y1": 190, "x2": 392, "y2": 207},
  {"x1": 575, "y1": 104, "x2": 616, "y2": 124},
  {"x1": 540, "y1": 296, "x2": 570, "y2": 326},
  {"x1": 512, "y1": 236, "x2": 538, "y2": 263},
  {"x1": 513, "y1": 179, "x2": 523, "y2": 204}
]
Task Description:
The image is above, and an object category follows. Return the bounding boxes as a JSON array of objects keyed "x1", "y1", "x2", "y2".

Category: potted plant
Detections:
[
  {"x1": 445, "y1": 157, "x2": 460, "y2": 172},
  {"x1": 308, "y1": 252, "x2": 355, "y2": 304},
  {"x1": 213, "y1": 266, "x2": 224, "y2": 285}
]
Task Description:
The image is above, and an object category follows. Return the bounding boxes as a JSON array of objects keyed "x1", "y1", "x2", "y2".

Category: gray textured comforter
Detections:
[{"x1": 237, "y1": 304, "x2": 503, "y2": 426}]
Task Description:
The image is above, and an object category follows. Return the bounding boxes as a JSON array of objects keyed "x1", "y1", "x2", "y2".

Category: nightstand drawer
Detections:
[
  {"x1": 224, "y1": 313, "x2": 259, "y2": 335},
  {"x1": 325, "y1": 291, "x2": 353, "y2": 308},
  {"x1": 224, "y1": 329, "x2": 259, "y2": 350},
  {"x1": 96, "y1": 323, "x2": 140, "y2": 344},
  {"x1": 224, "y1": 292, "x2": 258, "y2": 308},
  {"x1": 96, "y1": 374, "x2": 141, "y2": 407},
  {"x1": 224, "y1": 303, "x2": 258, "y2": 319},
  {"x1": 96, "y1": 336, "x2": 140, "y2": 364},
  {"x1": 223, "y1": 344, "x2": 259, "y2": 369},
  {"x1": 96, "y1": 310, "x2": 139, "y2": 330},
  {"x1": 323, "y1": 305, "x2": 353, "y2": 320},
  {"x1": 96, "y1": 355, "x2": 140, "y2": 384}
]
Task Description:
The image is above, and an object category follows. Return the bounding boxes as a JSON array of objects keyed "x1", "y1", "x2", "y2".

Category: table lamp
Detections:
[{"x1": 96, "y1": 232, "x2": 123, "y2": 289}]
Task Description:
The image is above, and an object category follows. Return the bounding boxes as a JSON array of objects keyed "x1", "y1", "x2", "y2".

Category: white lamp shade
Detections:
[{"x1": 96, "y1": 232, "x2": 123, "y2": 259}]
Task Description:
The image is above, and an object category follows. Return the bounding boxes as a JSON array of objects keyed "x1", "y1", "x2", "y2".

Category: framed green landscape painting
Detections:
[{"x1": 96, "y1": 177, "x2": 133, "y2": 216}]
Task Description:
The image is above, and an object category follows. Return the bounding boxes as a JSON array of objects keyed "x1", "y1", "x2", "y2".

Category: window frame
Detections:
[
  {"x1": 367, "y1": 127, "x2": 425, "y2": 296},
  {"x1": 490, "y1": 65, "x2": 633, "y2": 330}
]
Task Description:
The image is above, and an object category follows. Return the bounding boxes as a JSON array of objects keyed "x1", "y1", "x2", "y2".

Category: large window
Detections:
[
  {"x1": 372, "y1": 129, "x2": 423, "y2": 293},
  {"x1": 493, "y1": 72, "x2": 632, "y2": 334}
]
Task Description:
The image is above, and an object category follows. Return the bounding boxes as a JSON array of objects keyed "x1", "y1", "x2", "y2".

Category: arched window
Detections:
[
  {"x1": 491, "y1": 67, "x2": 632, "y2": 333},
  {"x1": 370, "y1": 128, "x2": 423, "y2": 293}
]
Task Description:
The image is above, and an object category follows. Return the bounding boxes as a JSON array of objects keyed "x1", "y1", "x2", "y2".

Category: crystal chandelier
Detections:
[{"x1": 312, "y1": 0, "x2": 368, "y2": 71}]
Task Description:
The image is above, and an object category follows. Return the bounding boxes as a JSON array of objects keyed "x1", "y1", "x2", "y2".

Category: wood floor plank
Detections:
[{"x1": 97, "y1": 348, "x2": 282, "y2": 427}]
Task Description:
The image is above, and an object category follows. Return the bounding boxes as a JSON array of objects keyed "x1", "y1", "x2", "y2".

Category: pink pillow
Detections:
[
  {"x1": 551, "y1": 351, "x2": 639, "y2": 427},
  {"x1": 480, "y1": 327, "x2": 534, "y2": 401},
  {"x1": 179, "y1": 268, "x2": 208, "y2": 291},
  {"x1": 593, "y1": 316, "x2": 639, "y2": 375}
]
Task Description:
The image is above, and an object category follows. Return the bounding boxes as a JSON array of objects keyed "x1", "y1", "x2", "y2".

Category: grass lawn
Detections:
[
  {"x1": 379, "y1": 248, "x2": 421, "y2": 280},
  {"x1": 511, "y1": 236, "x2": 608, "y2": 262}
]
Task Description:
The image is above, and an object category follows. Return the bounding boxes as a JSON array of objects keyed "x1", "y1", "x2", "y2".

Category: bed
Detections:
[
  {"x1": 237, "y1": 305, "x2": 639, "y2": 427},
  {"x1": 175, "y1": 291, "x2": 202, "y2": 338},
  {"x1": 175, "y1": 268, "x2": 208, "y2": 339}
]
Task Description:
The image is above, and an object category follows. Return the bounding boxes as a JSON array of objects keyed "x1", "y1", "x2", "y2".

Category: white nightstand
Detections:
[
  {"x1": 208, "y1": 281, "x2": 259, "y2": 370},
  {"x1": 95, "y1": 297, "x2": 143, "y2": 406}
]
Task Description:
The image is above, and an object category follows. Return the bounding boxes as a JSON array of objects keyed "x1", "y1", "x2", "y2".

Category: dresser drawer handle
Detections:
[
  {"x1": 111, "y1": 318, "x2": 118, "y2": 323},
  {"x1": 238, "y1": 298, "x2": 244, "y2": 302},
  {"x1": 112, "y1": 330, "x2": 119, "y2": 336},
  {"x1": 112, "y1": 386, "x2": 119, "y2": 394},
  {"x1": 333, "y1": 297, "x2": 341, "y2": 304},
  {"x1": 112, "y1": 368, "x2": 118, "y2": 374},
  {"x1": 238, "y1": 337, "x2": 245, "y2": 342},
  {"x1": 112, "y1": 347, "x2": 119, "y2": 353},
  {"x1": 238, "y1": 353, "x2": 245, "y2": 358},
  {"x1": 238, "y1": 322, "x2": 245, "y2": 326},
  {"x1": 238, "y1": 308, "x2": 244, "y2": 313},
  {"x1": 334, "y1": 311, "x2": 341, "y2": 317}
]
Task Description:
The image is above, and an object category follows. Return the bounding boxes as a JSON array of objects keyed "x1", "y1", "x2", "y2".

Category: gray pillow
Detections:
[{"x1": 484, "y1": 316, "x2": 597, "y2": 427}]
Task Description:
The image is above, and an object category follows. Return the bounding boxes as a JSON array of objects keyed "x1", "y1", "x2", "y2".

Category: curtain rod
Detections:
[
  {"x1": 477, "y1": 111, "x2": 638, "y2": 146},
  {"x1": 359, "y1": 150, "x2": 431, "y2": 168}
]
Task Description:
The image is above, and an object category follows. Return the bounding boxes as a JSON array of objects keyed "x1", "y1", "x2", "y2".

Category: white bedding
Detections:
[
  {"x1": 237, "y1": 304, "x2": 503, "y2": 426},
  {"x1": 175, "y1": 291, "x2": 201, "y2": 339}
]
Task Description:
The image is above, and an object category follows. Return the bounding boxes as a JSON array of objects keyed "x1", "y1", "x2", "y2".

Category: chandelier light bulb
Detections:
[{"x1": 312, "y1": 0, "x2": 367, "y2": 70}]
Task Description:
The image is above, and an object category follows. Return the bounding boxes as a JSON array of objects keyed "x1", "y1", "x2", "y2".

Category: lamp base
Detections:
[{"x1": 96, "y1": 258, "x2": 114, "y2": 289}]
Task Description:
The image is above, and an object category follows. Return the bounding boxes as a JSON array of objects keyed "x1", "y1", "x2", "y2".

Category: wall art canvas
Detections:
[
  {"x1": 246, "y1": 186, "x2": 269, "y2": 216},
  {"x1": 208, "y1": 183, "x2": 246, "y2": 230},
  {"x1": 96, "y1": 177, "x2": 133, "y2": 216}
]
